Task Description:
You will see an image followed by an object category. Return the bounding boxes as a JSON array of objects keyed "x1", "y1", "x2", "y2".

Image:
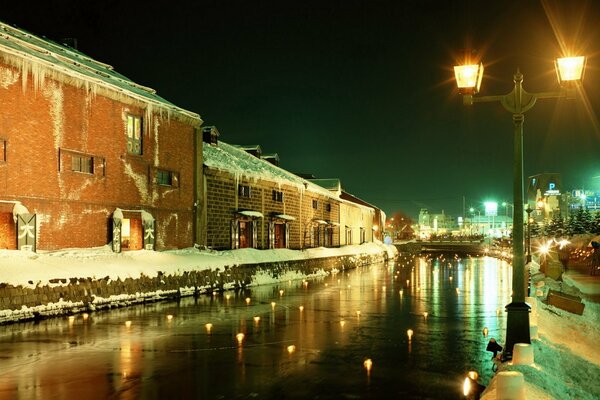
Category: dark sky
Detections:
[{"x1": 3, "y1": 0, "x2": 600, "y2": 218}]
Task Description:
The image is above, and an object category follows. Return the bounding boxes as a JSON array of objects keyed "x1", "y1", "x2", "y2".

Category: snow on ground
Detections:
[
  {"x1": 480, "y1": 261, "x2": 600, "y2": 400},
  {"x1": 0, "y1": 242, "x2": 397, "y2": 289}
]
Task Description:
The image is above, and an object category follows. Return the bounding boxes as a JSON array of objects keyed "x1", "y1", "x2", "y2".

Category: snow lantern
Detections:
[
  {"x1": 525, "y1": 296, "x2": 537, "y2": 315},
  {"x1": 530, "y1": 325, "x2": 539, "y2": 340},
  {"x1": 497, "y1": 371, "x2": 526, "y2": 400},
  {"x1": 512, "y1": 343, "x2": 534, "y2": 365}
]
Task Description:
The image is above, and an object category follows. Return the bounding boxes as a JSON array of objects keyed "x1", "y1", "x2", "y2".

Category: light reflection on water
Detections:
[{"x1": 0, "y1": 254, "x2": 512, "y2": 399}]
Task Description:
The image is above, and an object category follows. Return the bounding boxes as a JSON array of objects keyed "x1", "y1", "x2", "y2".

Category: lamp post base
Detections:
[{"x1": 502, "y1": 301, "x2": 531, "y2": 361}]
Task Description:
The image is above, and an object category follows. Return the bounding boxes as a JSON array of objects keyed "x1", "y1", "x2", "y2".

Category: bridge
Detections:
[{"x1": 394, "y1": 240, "x2": 486, "y2": 255}]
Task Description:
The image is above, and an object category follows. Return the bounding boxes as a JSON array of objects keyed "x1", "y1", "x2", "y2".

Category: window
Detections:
[
  {"x1": 126, "y1": 115, "x2": 142, "y2": 155},
  {"x1": 157, "y1": 169, "x2": 172, "y2": 186},
  {"x1": 0, "y1": 139, "x2": 6, "y2": 162},
  {"x1": 71, "y1": 154, "x2": 94, "y2": 174},
  {"x1": 312, "y1": 199, "x2": 318, "y2": 210},
  {"x1": 239, "y1": 185, "x2": 252, "y2": 198},
  {"x1": 272, "y1": 190, "x2": 283, "y2": 202},
  {"x1": 326, "y1": 203, "x2": 331, "y2": 212}
]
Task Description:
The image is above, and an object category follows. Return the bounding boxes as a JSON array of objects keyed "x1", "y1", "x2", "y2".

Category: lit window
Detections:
[
  {"x1": 126, "y1": 115, "x2": 142, "y2": 155},
  {"x1": 71, "y1": 155, "x2": 94, "y2": 174}
]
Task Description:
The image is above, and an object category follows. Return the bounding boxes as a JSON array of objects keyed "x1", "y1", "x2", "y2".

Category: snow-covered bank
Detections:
[
  {"x1": 0, "y1": 242, "x2": 397, "y2": 324},
  {"x1": 0, "y1": 242, "x2": 397, "y2": 289},
  {"x1": 480, "y1": 262, "x2": 600, "y2": 400}
]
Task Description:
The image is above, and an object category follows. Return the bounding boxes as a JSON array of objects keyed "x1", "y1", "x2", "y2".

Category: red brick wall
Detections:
[
  {"x1": 0, "y1": 62, "x2": 198, "y2": 250},
  {"x1": 0, "y1": 212, "x2": 16, "y2": 249}
]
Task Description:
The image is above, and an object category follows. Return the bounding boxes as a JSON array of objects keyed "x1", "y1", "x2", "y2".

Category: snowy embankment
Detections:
[
  {"x1": 480, "y1": 261, "x2": 600, "y2": 400},
  {"x1": 0, "y1": 241, "x2": 397, "y2": 289},
  {"x1": 0, "y1": 242, "x2": 397, "y2": 324}
]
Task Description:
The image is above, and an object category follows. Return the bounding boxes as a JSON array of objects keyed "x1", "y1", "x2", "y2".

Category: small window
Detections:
[
  {"x1": 0, "y1": 139, "x2": 6, "y2": 162},
  {"x1": 71, "y1": 154, "x2": 94, "y2": 174},
  {"x1": 126, "y1": 115, "x2": 143, "y2": 155},
  {"x1": 326, "y1": 203, "x2": 331, "y2": 212},
  {"x1": 312, "y1": 199, "x2": 318, "y2": 210},
  {"x1": 272, "y1": 190, "x2": 283, "y2": 202},
  {"x1": 239, "y1": 185, "x2": 252, "y2": 198},
  {"x1": 156, "y1": 169, "x2": 173, "y2": 186}
]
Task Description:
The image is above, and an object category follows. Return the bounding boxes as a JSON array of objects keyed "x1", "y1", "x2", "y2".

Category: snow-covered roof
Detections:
[
  {"x1": 309, "y1": 179, "x2": 342, "y2": 192},
  {"x1": 0, "y1": 21, "x2": 201, "y2": 124},
  {"x1": 203, "y1": 140, "x2": 338, "y2": 199}
]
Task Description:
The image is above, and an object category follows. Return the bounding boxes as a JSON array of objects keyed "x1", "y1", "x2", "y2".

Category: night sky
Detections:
[{"x1": 2, "y1": 0, "x2": 600, "y2": 218}]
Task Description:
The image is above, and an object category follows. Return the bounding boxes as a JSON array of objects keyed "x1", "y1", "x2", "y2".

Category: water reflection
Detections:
[{"x1": 0, "y1": 254, "x2": 512, "y2": 399}]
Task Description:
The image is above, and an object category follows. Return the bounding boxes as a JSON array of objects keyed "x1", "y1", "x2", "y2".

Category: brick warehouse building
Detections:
[
  {"x1": 202, "y1": 127, "x2": 342, "y2": 250},
  {"x1": 0, "y1": 22, "x2": 203, "y2": 251}
]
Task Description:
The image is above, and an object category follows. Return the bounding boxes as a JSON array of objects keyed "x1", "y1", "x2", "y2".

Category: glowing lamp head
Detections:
[
  {"x1": 205, "y1": 323, "x2": 213, "y2": 333},
  {"x1": 556, "y1": 56, "x2": 585, "y2": 84},
  {"x1": 287, "y1": 345, "x2": 296, "y2": 354},
  {"x1": 468, "y1": 371, "x2": 479, "y2": 381},
  {"x1": 483, "y1": 327, "x2": 489, "y2": 337},
  {"x1": 245, "y1": 297, "x2": 251, "y2": 304},
  {"x1": 363, "y1": 358, "x2": 373, "y2": 372},
  {"x1": 453, "y1": 63, "x2": 484, "y2": 94},
  {"x1": 407, "y1": 329, "x2": 414, "y2": 340}
]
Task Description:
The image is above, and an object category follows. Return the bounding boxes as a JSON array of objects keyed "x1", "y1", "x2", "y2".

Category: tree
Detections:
[
  {"x1": 568, "y1": 208, "x2": 589, "y2": 236},
  {"x1": 389, "y1": 211, "x2": 414, "y2": 239},
  {"x1": 545, "y1": 214, "x2": 565, "y2": 237},
  {"x1": 592, "y1": 212, "x2": 600, "y2": 235},
  {"x1": 529, "y1": 221, "x2": 542, "y2": 238}
]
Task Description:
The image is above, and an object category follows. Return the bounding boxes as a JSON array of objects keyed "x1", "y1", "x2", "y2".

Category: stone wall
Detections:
[
  {"x1": 0, "y1": 251, "x2": 388, "y2": 324},
  {"x1": 204, "y1": 169, "x2": 341, "y2": 250}
]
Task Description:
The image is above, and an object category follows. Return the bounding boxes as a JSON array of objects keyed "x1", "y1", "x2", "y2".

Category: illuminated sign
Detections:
[
  {"x1": 545, "y1": 182, "x2": 560, "y2": 196},
  {"x1": 484, "y1": 202, "x2": 498, "y2": 217}
]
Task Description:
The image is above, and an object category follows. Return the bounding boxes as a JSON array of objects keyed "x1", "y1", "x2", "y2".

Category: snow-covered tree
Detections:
[
  {"x1": 592, "y1": 212, "x2": 600, "y2": 235},
  {"x1": 567, "y1": 208, "x2": 588, "y2": 236},
  {"x1": 545, "y1": 214, "x2": 565, "y2": 237},
  {"x1": 529, "y1": 221, "x2": 542, "y2": 238}
]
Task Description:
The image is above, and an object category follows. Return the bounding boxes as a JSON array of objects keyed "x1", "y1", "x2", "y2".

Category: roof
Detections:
[
  {"x1": 234, "y1": 144, "x2": 262, "y2": 152},
  {"x1": 309, "y1": 179, "x2": 342, "y2": 192},
  {"x1": 340, "y1": 191, "x2": 380, "y2": 212},
  {"x1": 203, "y1": 140, "x2": 337, "y2": 199},
  {"x1": 261, "y1": 153, "x2": 279, "y2": 160},
  {"x1": 0, "y1": 21, "x2": 201, "y2": 124}
]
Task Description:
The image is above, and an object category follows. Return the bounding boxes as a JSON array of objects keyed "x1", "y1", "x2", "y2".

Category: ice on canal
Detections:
[{"x1": 1, "y1": 254, "x2": 597, "y2": 399}]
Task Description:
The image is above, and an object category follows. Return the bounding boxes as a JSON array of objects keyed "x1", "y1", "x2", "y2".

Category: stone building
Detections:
[
  {"x1": 0, "y1": 22, "x2": 203, "y2": 251},
  {"x1": 202, "y1": 127, "x2": 342, "y2": 250}
]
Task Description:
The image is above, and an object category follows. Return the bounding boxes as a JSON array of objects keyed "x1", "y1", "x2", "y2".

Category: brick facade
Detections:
[
  {"x1": 204, "y1": 168, "x2": 340, "y2": 250},
  {"x1": 0, "y1": 35, "x2": 202, "y2": 251}
]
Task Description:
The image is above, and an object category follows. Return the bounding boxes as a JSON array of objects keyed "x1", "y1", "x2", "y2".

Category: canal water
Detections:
[{"x1": 0, "y1": 254, "x2": 512, "y2": 399}]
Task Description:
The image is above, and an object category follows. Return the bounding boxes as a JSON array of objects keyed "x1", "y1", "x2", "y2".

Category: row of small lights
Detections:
[{"x1": 65, "y1": 255, "x2": 499, "y2": 390}]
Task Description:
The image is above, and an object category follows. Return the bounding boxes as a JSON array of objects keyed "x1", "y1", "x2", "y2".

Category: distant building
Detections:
[
  {"x1": 527, "y1": 173, "x2": 565, "y2": 222},
  {"x1": 202, "y1": 133, "x2": 341, "y2": 250}
]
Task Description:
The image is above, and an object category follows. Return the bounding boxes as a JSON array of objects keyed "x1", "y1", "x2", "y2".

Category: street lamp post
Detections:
[
  {"x1": 469, "y1": 207, "x2": 480, "y2": 235},
  {"x1": 453, "y1": 56, "x2": 585, "y2": 360},
  {"x1": 525, "y1": 206, "x2": 533, "y2": 263}
]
